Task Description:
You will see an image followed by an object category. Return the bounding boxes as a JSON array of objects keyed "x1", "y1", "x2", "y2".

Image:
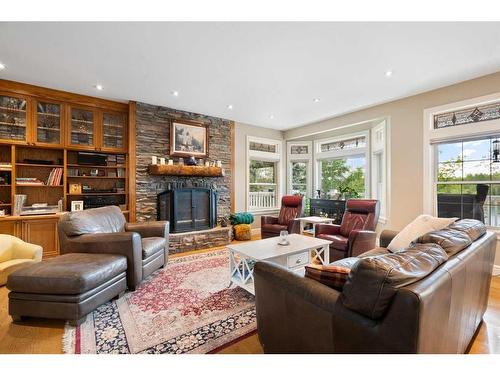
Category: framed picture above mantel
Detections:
[{"x1": 170, "y1": 119, "x2": 208, "y2": 157}]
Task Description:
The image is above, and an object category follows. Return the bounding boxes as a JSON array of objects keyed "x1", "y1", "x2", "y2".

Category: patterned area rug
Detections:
[{"x1": 63, "y1": 249, "x2": 256, "y2": 354}]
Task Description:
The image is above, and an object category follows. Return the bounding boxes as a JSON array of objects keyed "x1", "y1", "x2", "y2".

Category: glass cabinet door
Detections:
[
  {"x1": 36, "y1": 101, "x2": 61, "y2": 145},
  {"x1": 70, "y1": 107, "x2": 94, "y2": 147},
  {"x1": 102, "y1": 112, "x2": 126, "y2": 150},
  {"x1": 0, "y1": 95, "x2": 27, "y2": 142}
]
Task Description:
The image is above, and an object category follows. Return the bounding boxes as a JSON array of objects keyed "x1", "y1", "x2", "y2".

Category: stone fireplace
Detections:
[{"x1": 135, "y1": 102, "x2": 233, "y2": 254}]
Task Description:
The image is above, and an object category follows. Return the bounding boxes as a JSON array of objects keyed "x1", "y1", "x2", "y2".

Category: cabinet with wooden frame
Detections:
[{"x1": 0, "y1": 79, "x2": 135, "y2": 258}]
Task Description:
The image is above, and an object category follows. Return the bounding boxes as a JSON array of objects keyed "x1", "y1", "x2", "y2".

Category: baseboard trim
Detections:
[{"x1": 493, "y1": 265, "x2": 500, "y2": 277}]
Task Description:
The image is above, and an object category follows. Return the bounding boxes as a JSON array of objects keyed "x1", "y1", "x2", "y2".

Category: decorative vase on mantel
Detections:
[{"x1": 186, "y1": 156, "x2": 198, "y2": 166}]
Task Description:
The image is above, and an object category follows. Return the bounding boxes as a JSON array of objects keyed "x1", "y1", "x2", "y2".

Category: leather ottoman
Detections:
[{"x1": 7, "y1": 253, "x2": 127, "y2": 326}]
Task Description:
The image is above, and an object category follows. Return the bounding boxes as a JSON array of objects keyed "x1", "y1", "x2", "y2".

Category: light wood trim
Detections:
[
  {"x1": 128, "y1": 101, "x2": 136, "y2": 222},
  {"x1": 230, "y1": 121, "x2": 235, "y2": 213},
  {"x1": 0, "y1": 79, "x2": 128, "y2": 112}
]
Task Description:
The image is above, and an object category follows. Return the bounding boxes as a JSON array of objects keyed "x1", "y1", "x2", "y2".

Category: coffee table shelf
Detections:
[{"x1": 227, "y1": 234, "x2": 332, "y2": 295}]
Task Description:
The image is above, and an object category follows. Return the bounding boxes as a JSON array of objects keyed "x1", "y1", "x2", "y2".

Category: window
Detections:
[
  {"x1": 290, "y1": 161, "x2": 308, "y2": 195},
  {"x1": 424, "y1": 92, "x2": 500, "y2": 229},
  {"x1": 249, "y1": 160, "x2": 278, "y2": 209},
  {"x1": 314, "y1": 132, "x2": 369, "y2": 200},
  {"x1": 435, "y1": 136, "x2": 500, "y2": 226},
  {"x1": 247, "y1": 136, "x2": 282, "y2": 211},
  {"x1": 287, "y1": 141, "x2": 312, "y2": 198},
  {"x1": 319, "y1": 156, "x2": 366, "y2": 199}
]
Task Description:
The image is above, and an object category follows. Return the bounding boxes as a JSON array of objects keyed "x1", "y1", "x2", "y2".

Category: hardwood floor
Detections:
[{"x1": 0, "y1": 249, "x2": 499, "y2": 354}]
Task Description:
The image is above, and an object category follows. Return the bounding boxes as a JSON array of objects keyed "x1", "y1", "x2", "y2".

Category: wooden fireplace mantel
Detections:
[{"x1": 148, "y1": 164, "x2": 225, "y2": 177}]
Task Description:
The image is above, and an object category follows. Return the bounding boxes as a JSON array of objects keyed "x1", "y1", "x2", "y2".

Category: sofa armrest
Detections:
[
  {"x1": 348, "y1": 230, "x2": 377, "y2": 257},
  {"x1": 63, "y1": 232, "x2": 143, "y2": 290},
  {"x1": 12, "y1": 240, "x2": 43, "y2": 262},
  {"x1": 287, "y1": 219, "x2": 301, "y2": 234},
  {"x1": 261, "y1": 215, "x2": 278, "y2": 226},
  {"x1": 125, "y1": 221, "x2": 169, "y2": 239},
  {"x1": 379, "y1": 230, "x2": 399, "y2": 248},
  {"x1": 315, "y1": 223, "x2": 341, "y2": 237},
  {"x1": 254, "y1": 260, "x2": 341, "y2": 353}
]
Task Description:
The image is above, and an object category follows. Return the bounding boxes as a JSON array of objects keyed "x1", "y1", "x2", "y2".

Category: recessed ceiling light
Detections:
[
  {"x1": 95, "y1": 84, "x2": 104, "y2": 91},
  {"x1": 269, "y1": 114, "x2": 275, "y2": 120},
  {"x1": 171, "y1": 90, "x2": 179, "y2": 97},
  {"x1": 227, "y1": 104, "x2": 233, "y2": 110},
  {"x1": 313, "y1": 98, "x2": 321, "y2": 103},
  {"x1": 0, "y1": 62, "x2": 5, "y2": 70},
  {"x1": 385, "y1": 70, "x2": 393, "y2": 77}
]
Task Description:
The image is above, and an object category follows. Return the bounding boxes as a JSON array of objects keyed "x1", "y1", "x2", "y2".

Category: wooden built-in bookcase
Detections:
[{"x1": 0, "y1": 79, "x2": 135, "y2": 258}]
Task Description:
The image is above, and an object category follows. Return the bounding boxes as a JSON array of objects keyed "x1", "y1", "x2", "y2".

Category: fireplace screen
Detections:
[{"x1": 157, "y1": 188, "x2": 217, "y2": 233}]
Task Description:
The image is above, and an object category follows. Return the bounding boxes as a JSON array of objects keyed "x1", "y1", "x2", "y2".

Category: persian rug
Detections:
[{"x1": 63, "y1": 249, "x2": 256, "y2": 354}]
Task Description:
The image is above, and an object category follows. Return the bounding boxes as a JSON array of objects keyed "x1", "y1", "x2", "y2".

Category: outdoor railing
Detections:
[{"x1": 249, "y1": 191, "x2": 276, "y2": 210}]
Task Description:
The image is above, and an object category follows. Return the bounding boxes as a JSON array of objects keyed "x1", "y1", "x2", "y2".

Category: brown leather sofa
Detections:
[
  {"x1": 261, "y1": 195, "x2": 304, "y2": 239},
  {"x1": 315, "y1": 199, "x2": 380, "y2": 261},
  {"x1": 254, "y1": 219, "x2": 496, "y2": 353},
  {"x1": 58, "y1": 206, "x2": 169, "y2": 290}
]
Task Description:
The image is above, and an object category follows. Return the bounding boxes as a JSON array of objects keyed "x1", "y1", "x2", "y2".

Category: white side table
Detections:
[{"x1": 296, "y1": 216, "x2": 334, "y2": 236}]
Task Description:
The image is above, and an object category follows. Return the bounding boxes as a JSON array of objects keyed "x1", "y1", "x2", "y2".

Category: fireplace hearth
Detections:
[{"x1": 157, "y1": 188, "x2": 217, "y2": 233}]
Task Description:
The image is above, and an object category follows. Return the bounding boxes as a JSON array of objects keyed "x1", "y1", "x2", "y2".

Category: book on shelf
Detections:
[
  {"x1": 0, "y1": 162, "x2": 12, "y2": 171},
  {"x1": 46, "y1": 167, "x2": 63, "y2": 186},
  {"x1": 16, "y1": 177, "x2": 44, "y2": 185}
]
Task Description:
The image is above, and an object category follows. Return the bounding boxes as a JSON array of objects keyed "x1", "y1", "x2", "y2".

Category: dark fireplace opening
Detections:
[{"x1": 157, "y1": 188, "x2": 217, "y2": 233}]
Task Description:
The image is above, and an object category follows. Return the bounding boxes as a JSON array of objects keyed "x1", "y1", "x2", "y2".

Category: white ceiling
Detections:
[{"x1": 1, "y1": 22, "x2": 500, "y2": 130}]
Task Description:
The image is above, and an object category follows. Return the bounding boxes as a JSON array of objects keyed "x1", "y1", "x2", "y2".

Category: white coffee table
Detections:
[
  {"x1": 227, "y1": 234, "x2": 332, "y2": 295},
  {"x1": 296, "y1": 216, "x2": 335, "y2": 236}
]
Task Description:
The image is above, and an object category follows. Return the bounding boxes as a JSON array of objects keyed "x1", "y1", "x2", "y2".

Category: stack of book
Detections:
[
  {"x1": 16, "y1": 177, "x2": 44, "y2": 186},
  {"x1": 116, "y1": 155, "x2": 125, "y2": 166},
  {"x1": 46, "y1": 168, "x2": 63, "y2": 186},
  {"x1": 0, "y1": 162, "x2": 12, "y2": 172}
]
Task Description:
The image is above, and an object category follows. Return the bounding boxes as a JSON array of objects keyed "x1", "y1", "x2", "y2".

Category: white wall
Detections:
[
  {"x1": 233, "y1": 122, "x2": 284, "y2": 229},
  {"x1": 232, "y1": 72, "x2": 500, "y2": 268},
  {"x1": 284, "y1": 71, "x2": 500, "y2": 267}
]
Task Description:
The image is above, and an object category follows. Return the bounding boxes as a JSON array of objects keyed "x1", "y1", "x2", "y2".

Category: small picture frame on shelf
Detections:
[
  {"x1": 69, "y1": 183, "x2": 82, "y2": 195},
  {"x1": 71, "y1": 200, "x2": 84, "y2": 212},
  {"x1": 90, "y1": 169, "x2": 99, "y2": 177}
]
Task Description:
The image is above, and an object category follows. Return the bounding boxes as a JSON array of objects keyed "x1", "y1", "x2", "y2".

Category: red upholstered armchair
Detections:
[
  {"x1": 261, "y1": 196, "x2": 305, "y2": 239},
  {"x1": 315, "y1": 199, "x2": 380, "y2": 261}
]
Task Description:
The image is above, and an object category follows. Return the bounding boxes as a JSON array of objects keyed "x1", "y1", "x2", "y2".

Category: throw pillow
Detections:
[
  {"x1": 305, "y1": 257, "x2": 359, "y2": 290},
  {"x1": 387, "y1": 214, "x2": 457, "y2": 253}
]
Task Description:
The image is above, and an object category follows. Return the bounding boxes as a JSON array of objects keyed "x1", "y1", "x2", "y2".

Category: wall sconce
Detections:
[{"x1": 493, "y1": 139, "x2": 500, "y2": 162}]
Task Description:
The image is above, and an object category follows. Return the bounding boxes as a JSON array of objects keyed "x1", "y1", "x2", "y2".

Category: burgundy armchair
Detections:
[
  {"x1": 315, "y1": 199, "x2": 380, "y2": 261},
  {"x1": 261, "y1": 196, "x2": 304, "y2": 239}
]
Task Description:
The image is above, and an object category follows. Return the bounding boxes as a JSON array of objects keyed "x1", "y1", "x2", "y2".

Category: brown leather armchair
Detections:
[
  {"x1": 261, "y1": 195, "x2": 304, "y2": 239},
  {"x1": 315, "y1": 199, "x2": 380, "y2": 261},
  {"x1": 58, "y1": 206, "x2": 169, "y2": 290}
]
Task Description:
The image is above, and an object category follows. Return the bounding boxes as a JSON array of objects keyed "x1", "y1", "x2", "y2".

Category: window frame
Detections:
[
  {"x1": 246, "y1": 136, "x2": 283, "y2": 213},
  {"x1": 313, "y1": 130, "x2": 371, "y2": 199},
  {"x1": 287, "y1": 141, "x2": 312, "y2": 197},
  {"x1": 423, "y1": 92, "x2": 500, "y2": 230}
]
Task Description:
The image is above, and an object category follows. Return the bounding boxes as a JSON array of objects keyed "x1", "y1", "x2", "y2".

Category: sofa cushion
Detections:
[
  {"x1": 341, "y1": 243, "x2": 448, "y2": 320},
  {"x1": 418, "y1": 228, "x2": 472, "y2": 256},
  {"x1": 387, "y1": 215, "x2": 457, "y2": 253},
  {"x1": 317, "y1": 234, "x2": 348, "y2": 251},
  {"x1": 449, "y1": 219, "x2": 486, "y2": 241},
  {"x1": 142, "y1": 237, "x2": 166, "y2": 258},
  {"x1": 358, "y1": 247, "x2": 390, "y2": 258},
  {"x1": 305, "y1": 257, "x2": 359, "y2": 290},
  {"x1": 59, "y1": 206, "x2": 126, "y2": 236},
  {"x1": 7, "y1": 253, "x2": 127, "y2": 295}
]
